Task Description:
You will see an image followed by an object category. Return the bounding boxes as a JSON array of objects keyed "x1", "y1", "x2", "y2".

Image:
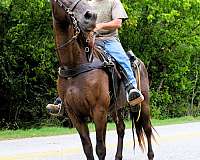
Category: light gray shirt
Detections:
[{"x1": 88, "y1": 0, "x2": 128, "y2": 39}]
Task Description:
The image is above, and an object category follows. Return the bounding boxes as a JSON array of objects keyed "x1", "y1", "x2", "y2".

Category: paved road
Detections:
[{"x1": 0, "y1": 122, "x2": 200, "y2": 160}]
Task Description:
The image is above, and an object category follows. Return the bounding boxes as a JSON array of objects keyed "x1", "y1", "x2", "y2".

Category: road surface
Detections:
[{"x1": 0, "y1": 122, "x2": 200, "y2": 160}]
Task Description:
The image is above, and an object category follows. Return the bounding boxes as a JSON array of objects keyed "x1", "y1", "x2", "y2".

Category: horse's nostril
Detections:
[{"x1": 84, "y1": 11, "x2": 93, "y2": 19}]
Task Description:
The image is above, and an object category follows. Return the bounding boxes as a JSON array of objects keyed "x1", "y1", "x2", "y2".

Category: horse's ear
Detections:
[
  {"x1": 50, "y1": 0, "x2": 57, "y2": 8},
  {"x1": 50, "y1": 0, "x2": 55, "y2": 15},
  {"x1": 50, "y1": 0, "x2": 54, "y2": 8}
]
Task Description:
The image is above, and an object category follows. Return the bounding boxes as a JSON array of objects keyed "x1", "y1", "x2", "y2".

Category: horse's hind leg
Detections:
[
  {"x1": 144, "y1": 122, "x2": 154, "y2": 160},
  {"x1": 93, "y1": 106, "x2": 107, "y2": 160},
  {"x1": 141, "y1": 103, "x2": 154, "y2": 160},
  {"x1": 67, "y1": 111, "x2": 94, "y2": 160},
  {"x1": 112, "y1": 109, "x2": 125, "y2": 160},
  {"x1": 143, "y1": 120, "x2": 154, "y2": 160}
]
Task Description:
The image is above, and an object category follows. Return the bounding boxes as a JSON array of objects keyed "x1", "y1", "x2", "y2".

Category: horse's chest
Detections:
[
  {"x1": 57, "y1": 71, "x2": 108, "y2": 110},
  {"x1": 58, "y1": 79, "x2": 95, "y2": 104}
]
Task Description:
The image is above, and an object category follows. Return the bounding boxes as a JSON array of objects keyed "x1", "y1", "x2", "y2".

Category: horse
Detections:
[{"x1": 50, "y1": 0, "x2": 155, "y2": 159}]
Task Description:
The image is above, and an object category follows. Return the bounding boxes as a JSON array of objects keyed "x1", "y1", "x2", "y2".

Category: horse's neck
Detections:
[{"x1": 54, "y1": 23, "x2": 87, "y2": 67}]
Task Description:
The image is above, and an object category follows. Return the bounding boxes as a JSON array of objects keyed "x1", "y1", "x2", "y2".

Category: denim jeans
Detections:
[{"x1": 96, "y1": 38, "x2": 137, "y2": 89}]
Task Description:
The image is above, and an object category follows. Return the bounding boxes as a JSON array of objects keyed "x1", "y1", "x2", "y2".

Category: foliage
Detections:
[
  {"x1": 0, "y1": 0, "x2": 57, "y2": 129},
  {"x1": 0, "y1": 0, "x2": 199, "y2": 128},
  {"x1": 120, "y1": 0, "x2": 200, "y2": 119}
]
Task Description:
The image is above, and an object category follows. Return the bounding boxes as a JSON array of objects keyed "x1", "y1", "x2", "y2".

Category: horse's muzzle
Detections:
[
  {"x1": 80, "y1": 11, "x2": 97, "y2": 32},
  {"x1": 84, "y1": 11, "x2": 97, "y2": 21}
]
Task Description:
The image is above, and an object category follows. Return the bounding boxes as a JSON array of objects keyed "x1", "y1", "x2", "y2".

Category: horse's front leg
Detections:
[
  {"x1": 93, "y1": 105, "x2": 107, "y2": 160},
  {"x1": 112, "y1": 109, "x2": 125, "y2": 160},
  {"x1": 67, "y1": 110, "x2": 95, "y2": 160}
]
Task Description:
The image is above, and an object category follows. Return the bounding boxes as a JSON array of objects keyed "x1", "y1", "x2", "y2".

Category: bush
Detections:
[
  {"x1": 120, "y1": 0, "x2": 200, "y2": 118},
  {"x1": 0, "y1": 0, "x2": 58, "y2": 129}
]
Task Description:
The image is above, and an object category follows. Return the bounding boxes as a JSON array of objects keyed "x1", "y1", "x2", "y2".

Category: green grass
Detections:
[{"x1": 0, "y1": 116, "x2": 200, "y2": 140}]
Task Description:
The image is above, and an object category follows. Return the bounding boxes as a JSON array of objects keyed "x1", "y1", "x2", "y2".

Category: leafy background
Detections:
[{"x1": 0, "y1": 0, "x2": 199, "y2": 129}]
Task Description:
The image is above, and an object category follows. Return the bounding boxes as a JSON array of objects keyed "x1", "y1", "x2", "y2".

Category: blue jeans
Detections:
[{"x1": 96, "y1": 38, "x2": 137, "y2": 89}]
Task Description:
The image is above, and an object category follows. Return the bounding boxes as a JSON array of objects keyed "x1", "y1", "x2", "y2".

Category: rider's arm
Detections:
[{"x1": 94, "y1": 19, "x2": 122, "y2": 31}]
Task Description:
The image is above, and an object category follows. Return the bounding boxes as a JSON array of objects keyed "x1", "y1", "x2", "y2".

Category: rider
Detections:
[{"x1": 46, "y1": 0, "x2": 144, "y2": 114}]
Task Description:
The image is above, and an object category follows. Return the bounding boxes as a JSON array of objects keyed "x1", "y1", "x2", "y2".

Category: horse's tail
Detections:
[
  {"x1": 130, "y1": 110, "x2": 156, "y2": 151},
  {"x1": 130, "y1": 111, "x2": 145, "y2": 151}
]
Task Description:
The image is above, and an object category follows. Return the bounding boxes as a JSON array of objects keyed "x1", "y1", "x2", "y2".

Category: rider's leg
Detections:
[{"x1": 103, "y1": 38, "x2": 144, "y2": 106}]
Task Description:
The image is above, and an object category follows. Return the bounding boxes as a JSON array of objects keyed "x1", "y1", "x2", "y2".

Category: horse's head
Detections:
[{"x1": 51, "y1": 0, "x2": 97, "y2": 32}]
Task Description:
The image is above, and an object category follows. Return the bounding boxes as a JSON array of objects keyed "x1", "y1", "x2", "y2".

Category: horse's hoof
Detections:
[
  {"x1": 115, "y1": 156, "x2": 122, "y2": 160},
  {"x1": 147, "y1": 152, "x2": 154, "y2": 160}
]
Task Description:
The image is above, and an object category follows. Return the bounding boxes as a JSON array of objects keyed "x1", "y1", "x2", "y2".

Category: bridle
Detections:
[
  {"x1": 54, "y1": 0, "x2": 93, "y2": 62},
  {"x1": 54, "y1": 0, "x2": 82, "y2": 50}
]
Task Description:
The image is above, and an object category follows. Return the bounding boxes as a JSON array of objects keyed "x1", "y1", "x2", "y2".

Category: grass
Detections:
[{"x1": 0, "y1": 116, "x2": 200, "y2": 140}]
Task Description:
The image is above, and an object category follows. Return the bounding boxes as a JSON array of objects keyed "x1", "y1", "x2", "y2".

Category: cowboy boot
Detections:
[
  {"x1": 126, "y1": 84, "x2": 144, "y2": 106},
  {"x1": 121, "y1": 68, "x2": 144, "y2": 106}
]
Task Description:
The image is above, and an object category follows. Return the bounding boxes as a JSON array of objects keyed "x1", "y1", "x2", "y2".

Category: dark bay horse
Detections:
[{"x1": 50, "y1": 0, "x2": 155, "y2": 159}]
